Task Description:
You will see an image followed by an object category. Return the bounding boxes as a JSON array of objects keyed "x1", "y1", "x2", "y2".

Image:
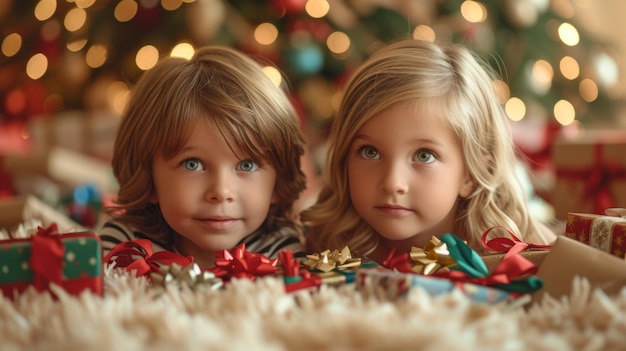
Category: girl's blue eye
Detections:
[
  {"x1": 237, "y1": 159, "x2": 259, "y2": 172},
  {"x1": 358, "y1": 145, "x2": 380, "y2": 160},
  {"x1": 182, "y1": 158, "x2": 204, "y2": 171},
  {"x1": 413, "y1": 150, "x2": 436, "y2": 164}
]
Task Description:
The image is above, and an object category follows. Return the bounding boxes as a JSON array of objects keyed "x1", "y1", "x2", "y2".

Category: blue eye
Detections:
[
  {"x1": 182, "y1": 158, "x2": 204, "y2": 171},
  {"x1": 237, "y1": 159, "x2": 259, "y2": 172},
  {"x1": 413, "y1": 150, "x2": 436, "y2": 164},
  {"x1": 358, "y1": 145, "x2": 380, "y2": 160}
]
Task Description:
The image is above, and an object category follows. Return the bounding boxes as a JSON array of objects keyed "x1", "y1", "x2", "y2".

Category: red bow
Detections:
[
  {"x1": 208, "y1": 244, "x2": 277, "y2": 281},
  {"x1": 435, "y1": 242, "x2": 539, "y2": 291},
  {"x1": 31, "y1": 224, "x2": 64, "y2": 292},
  {"x1": 278, "y1": 249, "x2": 322, "y2": 292},
  {"x1": 481, "y1": 226, "x2": 552, "y2": 253},
  {"x1": 104, "y1": 239, "x2": 194, "y2": 278},
  {"x1": 382, "y1": 247, "x2": 414, "y2": 273}
]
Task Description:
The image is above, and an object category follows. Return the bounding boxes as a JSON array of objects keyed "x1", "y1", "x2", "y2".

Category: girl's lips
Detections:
[{"x1": 375, "y1": 205, "x2": 413, "y2": 217}]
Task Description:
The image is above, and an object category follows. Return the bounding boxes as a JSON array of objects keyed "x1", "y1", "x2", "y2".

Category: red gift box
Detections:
[
  {"x1": 0, "y1": 224, "x2": 103, "y2": 298},
  {"x1": 551, "y1": 130, "x2": 626, "y2": 219},
  {"x1": 565, "y1": 209, "x2": 626, "y2": 258}
]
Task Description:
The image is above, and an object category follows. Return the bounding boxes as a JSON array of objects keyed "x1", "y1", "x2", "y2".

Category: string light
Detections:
[
  {"x1": 305, "y1": 0, "x2": 330, "y2": 19},
  {"x1": 262, "y1": 66, "x2": 282, "y2": 87},
  {"x1": 554, "y1": 99, "x2": 576, "y2": 125},
  {"x1": 1, "y1": 33, "x2": 21, "y2": 57},
  {"x1": 558, "y1": 22, "x2": 579, "y2": 46},
  {"x1": 135, "y1": 45, "x2": 159, "y2": 71},
  {"x1": 413, "y1": 25, "x2": 435, "y2": 42},
  {"x1": 559, "y1": 56, "x2": 579, "y2": 80},
  {"x1": 254, "y1": 23, "x2": 279, "y2": 46},
  {"x1": 326, "y1": 31, "x2": 350, "y2": 54},
  {"x1": 26, "y1": 53, "x2": 48, "y2": 79},
  {"x1": 505, "y1": 97, "x2": 526, "y2": 121},
  {"x1": 460, "y1": 1, "x2": 487, "y2": 23}
]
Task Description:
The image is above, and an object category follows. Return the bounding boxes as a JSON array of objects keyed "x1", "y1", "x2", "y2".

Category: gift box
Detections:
[
  {"x1": 355, "y1": 268, "x2": 517, "y2": 304},
  {"x1": 550, "y1": 130, "x2": 626, "y2": 219},
  {"x1": 532, "y1": 235, "x2": 626, "y2": 302},
  {"x1": 0, "y1": 195, "x2": 83, "y2": 236},
  {"x1": 28, "y1": 110, "x2": 119, "y2": 161},
  {"x1": 564, "y1": 210, "x2": 626, "y2": 258},
  {"x1": 0, "y1": 225, "x2": 103, "y2": 298},
  {"x1": 482, "y1": 250, "x2": 549, "y2": 275}
]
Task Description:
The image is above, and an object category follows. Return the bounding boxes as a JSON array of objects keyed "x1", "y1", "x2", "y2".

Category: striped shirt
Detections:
[{"x1": 97, "y1": 220, "x2": 305, "y2": 260}]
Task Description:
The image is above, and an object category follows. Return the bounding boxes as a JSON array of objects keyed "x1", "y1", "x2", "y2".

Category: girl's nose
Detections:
[{"x1": 378, "y1": 162, "x2": 409, "y2": 195}]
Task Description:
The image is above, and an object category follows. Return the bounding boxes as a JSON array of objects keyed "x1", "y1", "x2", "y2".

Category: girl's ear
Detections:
[{"x1": 459, "y1": 173, "x2": 475, "y2": 199}]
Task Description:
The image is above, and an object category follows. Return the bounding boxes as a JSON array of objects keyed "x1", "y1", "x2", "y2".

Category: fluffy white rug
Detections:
[{"x1": 1, "y1": 266, "x2": 625, "y2": 351}]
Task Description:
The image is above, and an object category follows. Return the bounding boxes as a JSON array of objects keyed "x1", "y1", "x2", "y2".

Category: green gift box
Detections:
[{"x1": 0, "y1": 226, "x2": 103, "y2": 298}]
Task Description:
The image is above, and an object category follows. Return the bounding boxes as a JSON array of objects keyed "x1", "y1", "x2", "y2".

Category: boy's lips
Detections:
[{"x1": 196, "y1": 216, "x2": 239, "y2": 230}]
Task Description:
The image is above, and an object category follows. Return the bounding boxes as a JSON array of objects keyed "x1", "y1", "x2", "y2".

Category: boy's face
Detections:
[
  {"x1": 346, "y1": 103, "x2": 474, "y2": 249},
  {"x1": 151, "y1": 119, "x2": 276, "y2": 266}
]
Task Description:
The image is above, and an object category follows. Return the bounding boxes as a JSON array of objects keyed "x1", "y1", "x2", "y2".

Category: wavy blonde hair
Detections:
[
  {"x1": 302, "y1": 38, "x2": 538, "y2": 255},
  {"x1": 107, "y1": 46, "x2": 306, "y2": 247}
]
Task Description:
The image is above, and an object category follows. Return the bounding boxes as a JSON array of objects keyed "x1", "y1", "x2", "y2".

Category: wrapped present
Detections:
[
  {"x1": 0, "y1": 195, "x2": 83, "y2": 238},
  {"x1": 0, "y1": 224, "x2": 103, "y2": 298},
  {"x1": 28, "y1": 110, "x2": 119, "y2": 161},
  {"x1": 479, "y1": 226, "x2": 551, "y2": 274},
  {"x1": 2, "y1": 146, "x2": 115, "y2": 194},
  {"x1": 550, "y1": 130, "x2": 626, "y2": 219},
  {"x1": 533, "y1": 234, "x2": 626, "y2": 302},
  {"x1": 355, "y1": 268, "x2": 516, "y2": 304},
  {"x1": 564, "y1": 209, "x2": 626, "y2": 258},
  {"x1": 369, "y1": 234, "x2": 543, "y2": 303}
]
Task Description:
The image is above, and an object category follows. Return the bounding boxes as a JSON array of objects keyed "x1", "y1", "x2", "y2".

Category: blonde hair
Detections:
[
  {"x1": 302, "y1": 38, "x2": 538, "y2": 255},
  {"x1": 107, "y1": 46, "x2": 306, "y2": 247}
]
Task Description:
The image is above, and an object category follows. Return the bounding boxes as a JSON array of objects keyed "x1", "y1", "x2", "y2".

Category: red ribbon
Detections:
[
  {"x1": 278, "y1": 249, "x2": 322, "y2": 292},
  {"x1": 208, "y1": 243, "x2": 277, "y2": 281},
  {"x1": 30, "y1": 224, "x2": 65, "y2": 292},
  {"x1": 481, "y1": 226, "x2": 552, "y2": 253},
  {"x1": 434, "y1": 243, "x2": 538, "y2": 290},
  {"x1": 556, "y1": 143, "x2": 626, "y2": 215},
  {"x1": 382, "y1": 247, "x2": 414, "y2": 273},
  {"x1": 103, "y1": 239, "x2": 194, "y2": 278}
]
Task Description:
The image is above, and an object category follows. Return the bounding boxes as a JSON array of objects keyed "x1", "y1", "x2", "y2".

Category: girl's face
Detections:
[
  {"x1": 346, "y1": 103, "x2": 474, "y2": 249},
  {"x1": 151, "y1": 119, "x2": 276, "y2": 267}
]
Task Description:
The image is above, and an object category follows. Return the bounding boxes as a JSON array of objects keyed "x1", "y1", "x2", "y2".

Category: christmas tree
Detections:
[{"x1": 1, "y1": 0, "x2": 624, "y2": 152}]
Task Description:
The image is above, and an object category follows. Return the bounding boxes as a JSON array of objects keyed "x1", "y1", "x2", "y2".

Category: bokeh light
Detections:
[{"x1": 554, "y1": 99, "x2": 576, "y2": 125}]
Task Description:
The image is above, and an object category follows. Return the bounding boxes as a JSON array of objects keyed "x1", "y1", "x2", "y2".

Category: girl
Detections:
[
  {"x1": 98, "y1": 46, "x2": 307, "y2": 268},
  {"x1": 302, "y1": 39, "x2": 556, "y2": 264}
]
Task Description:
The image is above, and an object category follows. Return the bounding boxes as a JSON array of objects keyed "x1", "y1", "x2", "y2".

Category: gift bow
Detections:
[
  {"x1": 278, "y1": 249, "x2": 323, "y2": 292},
  {"x1": 435, "y1": 233, "x2": 543, "y2": 294},
  {"x1": 481, "y1": 226, "x2": 552, "y2": 253},
  {"x1": 383, "y1": 236, "x2": 457, "y2": 275},
  {"x1": 303, "y1": 246, "x2": 361, "y2": 273},
  {"x1": 103, "y1": 239, "x2": 194, "y2": 278},
  {"x1": 208, "y1": 243, "x2": 277, "y2": 281},
  {"x1": 31, "y1": 223, "x2": 65, "y2": 292}
]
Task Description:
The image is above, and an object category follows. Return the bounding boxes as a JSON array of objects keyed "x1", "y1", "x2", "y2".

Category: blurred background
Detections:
[{"x1": 1, "y1": 0, "x2": 625, "y2": 230}]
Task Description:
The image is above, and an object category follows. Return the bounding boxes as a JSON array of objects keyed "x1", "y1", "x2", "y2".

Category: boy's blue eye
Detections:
[
  {"x1": 237, "y1": 159, "x2": 259, "y2": 172},
  {"x1": 413, "y1": 150, "x2": 436, "y2": 164},
  {"x1": 358, "y1": 145, "x2": 380, "y2": 160},
  {"x1": 182, "y1": 158, "x2": 204, "y2": 171}
]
